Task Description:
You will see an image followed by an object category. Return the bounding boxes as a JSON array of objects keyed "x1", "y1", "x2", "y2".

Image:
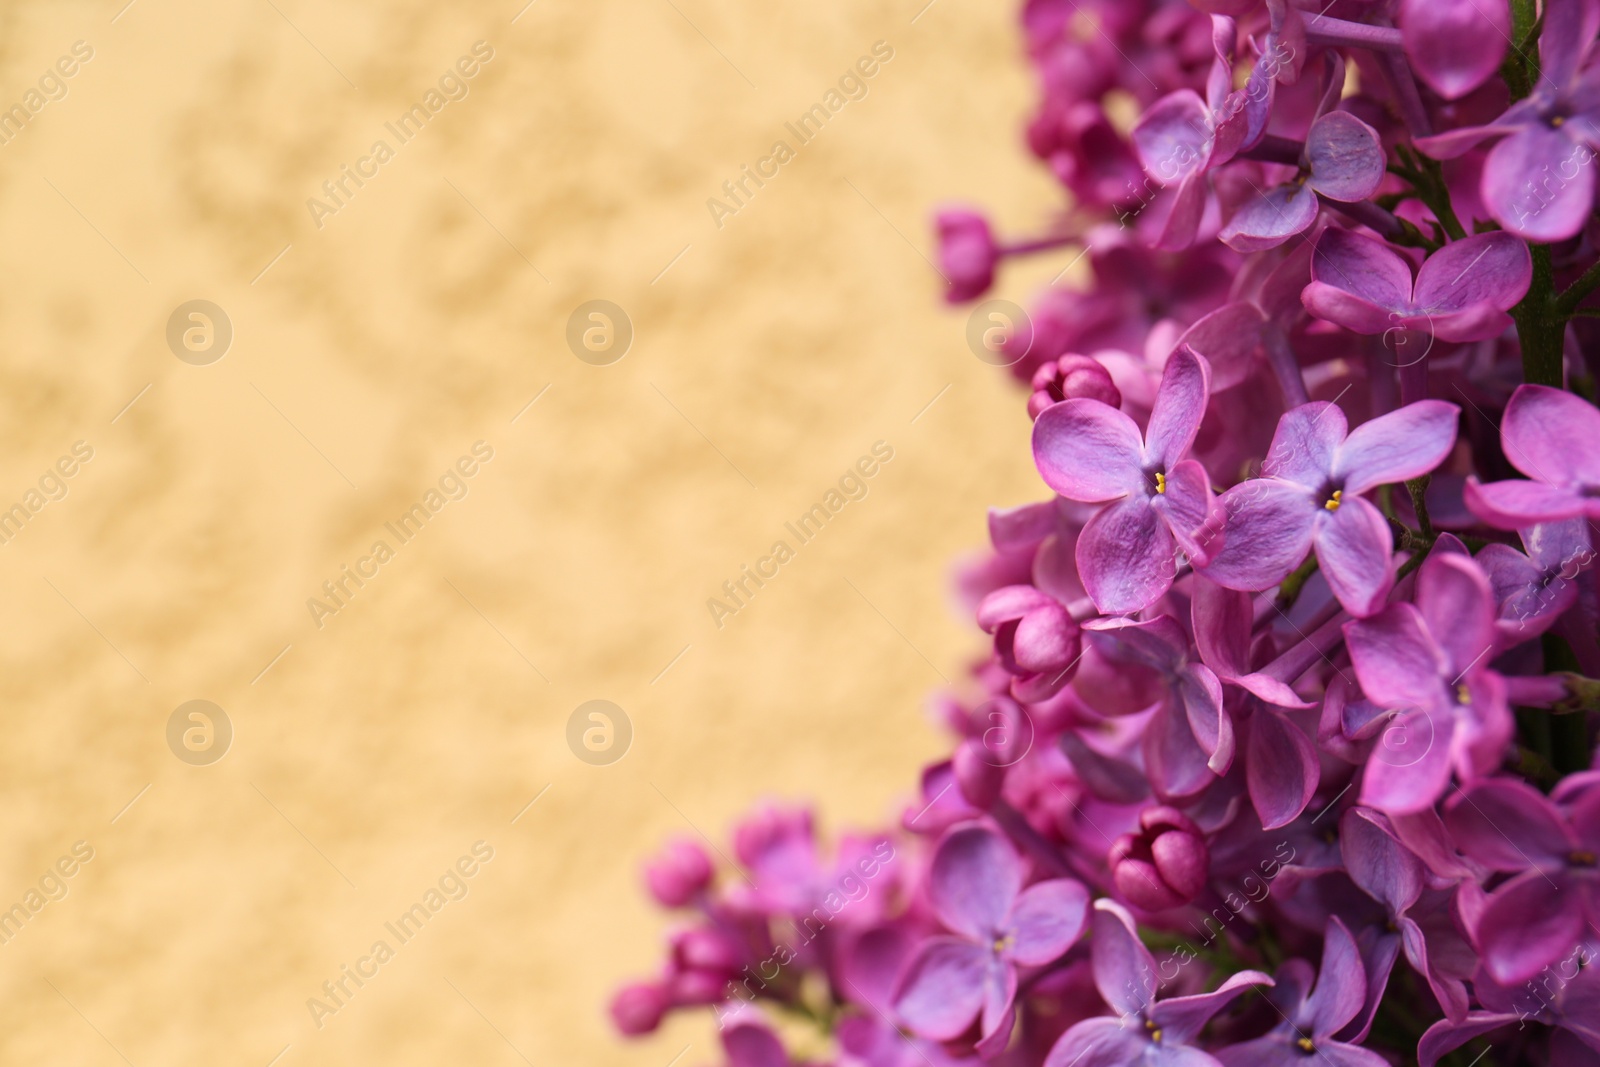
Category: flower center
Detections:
[
  {"x1": 1323, "y1": 490, "x2": 1342, "y2": 511},
  {"x1": 1155, "y1": 471, "x2": 1167, "y2": 495},
  {"x1": 1552, "y1": 114, "x2": 1567, "y2": 127},
  {"x1": 992, "y1": 932, "x2": 1016, "y2": 953},
  {"x1": 1145, "y1": 1019, "x2": 1163, "y2": 1044},
  {"x1": 1297, "y1": 1037, "x2": 1316, "y2": 1054},
  {"x1": 1456, "y1": 683, "x2": 1472, "y2": 705}
]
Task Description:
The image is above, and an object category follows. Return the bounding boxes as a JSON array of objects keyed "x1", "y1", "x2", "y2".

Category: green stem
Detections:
[
  {"x1": 1276, "y1": 555, "x2": 1321, "y2": 611},
  {"x1": 1511, "y1": 244, "x2": 1565, "y2": 387},
  {"x1": 1556, "y1": 255, "x2": 1600, "y2": 315},
  {"x1": 1405, "y1": 475, "x2": 1434, "y2": 542}
]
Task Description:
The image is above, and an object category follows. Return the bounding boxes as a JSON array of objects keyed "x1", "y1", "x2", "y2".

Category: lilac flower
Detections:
[
  {"x1": 1397, "y1": 0, "x2": 1510, "y2": 101},
  {"x1": 1200, "y1": 399, "x2": 1460, "y2": 617},
  {"x1": 1130, "y1": 16, "x2": 1273, "y2": 249},
  {"x1": 893, "y1": 823, "x2": 1089, "y2": 1057},
  {"x1": 1028, "y1": 354, "x2": 1122, "y2": 420},
  {"x1": 1221, "y1": 104, "x2": 1385, "y2": 253},
  {"x1": 1465, "y1": 384, "x2": 1600, "y2": 528},
  {"x1": 1300, "y1": 228, "x2": 1531, "y2": 343},
  {"x1": 1109, "y1": 805, "x2": 1210, "y2": 912},
  {"x1": 1444, "y1": 775, "x2": 1600, "y2": 985},
  {"x1": 645, "y1": 838, "x2": 714, "y2": 907},
  {"x1": 1084, "y1": 615, "x2": 1234, "y2": 799},
  {"x1": 1476, "y1": 519, "x2": 1594, "y2": 639},
  {"x1": 977, "y1": 585, "x2": 1083, "y2": 701},
  {"x1": 1216, "y1": 917, "x2": 1385, "y2": 1067},
  {"x1": 1343, "y1": 552, "x2": 1514, "y2": 814},
  {"x1": 1043, "y1": 899, "x2": 1272, "y2": 1067},
  {"x1": 1416, "y1": 0, "x2": 1600, "y2": 240},
  {"x1": 1418, "y1": 950, "x2": 1600, "y2": 1066},
  {"x1": 722, "y1": 1020, "x2": 811, "y2": 1067},
  {"x1": 1033, "y1": 347, "x2": 1221, "y2": 613}
]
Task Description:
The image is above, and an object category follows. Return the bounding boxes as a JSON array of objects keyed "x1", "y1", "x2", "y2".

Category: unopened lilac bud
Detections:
[
  {"x1": 936, "y1": 208, "x2": 1000, "y2": 303},
  {"x1": 672, "y1": 926, "x2": 743, "y2": 975},
  {"x1": 610, "y1": 981, "x2": 669, "y2": 1035},
  {"x1": 668, "y1": 966, "x2": 733, "y2": 1006},
  {"x1": 953, "y1": 738, "x2": 1005, "y2": 809},
  {"x1": 645, "y1": 838, "x2": 713, "y2": 907},
  {"x1": 1028, "y1": 355, "x2": 1122, "y2": 419},
  {"x1": 1108, "y1": 806, "x2": 1208, "y2": 912}
]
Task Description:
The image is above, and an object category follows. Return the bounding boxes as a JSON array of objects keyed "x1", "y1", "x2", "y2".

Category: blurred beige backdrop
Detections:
[{"x1": 0, "y1": 1, "x2": 1061, "y2": 1063}]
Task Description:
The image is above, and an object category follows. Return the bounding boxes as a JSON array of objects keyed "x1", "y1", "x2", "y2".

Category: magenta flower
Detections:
[
  {"x1": 1418, "y1": 954, "x2": 1600, "y2": 1066},
  {"x1": 1416, "y1": 0, "x2": 1600, "y2": 240},
  {"x1": 645, "y1": 838, "x2": 713, "y2": 907},
  {"x1": 1027, "y1": 353, "x2": 1122, "y2": 420},
  {"x1": 1200, "y1": 399, "x2": 1460, "y2": 617},
  {"x1": 1465, "y1": 384, "x2": 1600, "y2": 528},
  {"x1": 1221, "y1": 110, "x2": 1385, "y2": 253},
  {"x1": 1343, "y1": 552, "x2": 1513, "y2": 814},
  {"x1": 936, "y1": 209, "x2": 999, "y2": 303},
  {"x1": 1444, "y1": 775, "x2": 1600, "y2": 985},
  {"x1": 1300, "y1": 228, "x2": 1531, "y2": 343},
  {"x1": 1216, "y1": 917, "x2": 1384, "y2": 1067},
  {"x1": 977, "y1": 585, "x2": 1083, "y2": 701},
  {"x1": 1033, "y1": 347, "x2": 1221, "y2": 613},
  {"x1": 1397, "y1": 0, "x2": 1510, "y2": 100},
  {"x1": 1108, "y1": 805, "x2": 1209, "y2": 912},
  {"x1": 1043, "y1": 899, "x2": 1272, "y2": 1067},
  {"x1": 1476, "y1": 519, "x2": 1594, "y2": 639},
  {"x1": 893, "y1": 823, "x2": 1090, "y2": 1057}
]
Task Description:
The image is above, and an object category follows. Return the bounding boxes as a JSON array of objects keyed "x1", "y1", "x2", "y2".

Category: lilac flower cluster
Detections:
[{"x1": 611, "y1": 2, "x2": 1600, "y2": 1064}]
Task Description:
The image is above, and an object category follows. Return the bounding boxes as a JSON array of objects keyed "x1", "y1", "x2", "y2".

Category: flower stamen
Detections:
[
  {"x1": 1155, "y1": 471, "x2": 1167, "y2": 494},
  {"x1": 1324, "y1": 490, "x2": 1342, "y2": 511}
]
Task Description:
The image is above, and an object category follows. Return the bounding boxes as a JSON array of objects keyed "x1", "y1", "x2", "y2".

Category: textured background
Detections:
[{"x1": 0, "y1": 1, "x2": 1059, "y2": 1063}]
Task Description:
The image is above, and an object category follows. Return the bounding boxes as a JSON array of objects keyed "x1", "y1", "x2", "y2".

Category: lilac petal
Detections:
[
  {"x1": 1334, "y1": 400, "x2": 1460, "y2": 494},
  {"x1": 1043, "y1": 1017, "x2": 1147, "y2": 1067},
  {"x1": 1062, "y1": 731, "x2": 1152, "y2": 804},
  {"x1": 1152, "y1": 459, "x2": 1222, "y2": 565},
  {"x1": 1472, "y1": 542, "x2": 1549, "y2": 635},
  {"x1": 1307, "y1": 227, "x2": 1413, "y2": 318},
  {"x1": 1526, "y1": 517, "x2": 1593, "y2": 570},
  {"x1": 1011, "y1": 600, "x2": 1078, "y2": 674},
  {"x1": 1478, "y1": 871, "x2": 1586, "y2": 985},
  {"x1": 1216, "y1": 1031, "x2": 1297, "y2": 1067},
  {"x1": 1191, "y1": 577, "x2": 1254, "y2": 680},
  {"x1": 1181, "y1": 664, "x2": 1234, "y2": 774},
  {"x1": 1415, "y1": 120, "x2": 1517, "y2": 161},
  {"x1": 1305, "y1": 111, "x2": 1385, "y2": 200},
  {"x1": 1221, "y1": 182, "x2": 1319, "y2": 253},
  {"x1": 1418, "y1": 1014, "x2": 1520, "y2": 1067},
  {"x1": 1085, "y1": 615, "x2": 1189, "y2": 672},
  {"x1": 1132, "y1": 90, "x2": 1213, "y2": 185},
  {"x1": 1503, "y1": 384, "x2": 1600, "y2": 489},
  {"x1": 1264, "y1": 402, "x2": 1346, "y2": 488},
  {"x1": 1338, "y1": 928, "x2": 1401, "y2": 1044},
  {"x1": 892, "y1": 937, "x2": 988, "y2": 1040},
  {"x1": 1443, "y1": 777, "x2": 1574, "y2": 869},
  {"x1": 1247, "y1": 708, "x2": 1320, "y2": 829},
  {"x1": 1308, "y1": 917, "x2": 1367, "y2": 1039},
  {"x1": 1550, "y1": 1031, "x2": 1600, "y2": 1067},
  {"x1": 1033, "y1": 400, "x2": 1146, "y2": 503},
  {"x1": 723, "y1": 1022, "x2": 790, "y2": 1067},
  {"x1": 1341, "y1": 807, "x2": 1425, "y2": 915},
  {"x1": 978, "y1": 962, "x2": 1018, "y2": 1057},
  {"x1": 1006, "y1": 879, "x2": 1090, "y2": 965},
  {"x1": 1175, "y1": 303, "x2": 1266, "y2": 391},
  {"x1": 1358, "y1": 705, "x2": 1455, "y2": 815},
  {"x1": 1399, "y1": 0, "x2": 1509, "y2": 99},
  {"x1": 1150, "y1": 970, "x2": 1275, "y2": 1044},
  {"x1": 1088, "y1": 899, "x2": 1158, "y2": 1018},
  {"x1": 1538, "y1": 0, "x2": 1600, "y2": 91},
  {"x1": 1415, "y1": 553, "x2": 1497, "y2": 677},
  {"x1": 1397, "y1": 914, "x2": 1470, "y2": 1023},
  {"x1": 1312, "y1": 495, "x2": 1395, "y2": 617},
  {"x1": 1156, "y1": 172, "x2": 1210, "y2": 252},
  {"x1": 1199, "y1": 479, "x2": 1318, "y2": 591},
  {"x1": 1345, "y1": 604, "x2": 1448, "y2": 710},
  {"x1": 1484, "y1": 125, "x2": 1596, "y2": 242},
  {"x1": 1413, "y1": 232, "x2": 1532, "y2": 316},
  {"x1": 930, "y1": 825, "x2": 1022, "y2": 939},
  {"x1": 1465, "y1": 476, "x2": 1590, "y2": 527},
  {"x1": 1078, "y1": 496, "x2": 1177, "y2": 614},
  {"x1": 1144, "y1": 347, "x2": 1212, "y2": 471},
  {"x1": 1312, "y1": 1045, "x2": 1394, "y2": 1067},
  {"x1": 840, "y1": 925, "x2": 914, "y2": 1008},
  {"x1": 1147, "y1": 695, "x2": 1220, "y2": 797}
]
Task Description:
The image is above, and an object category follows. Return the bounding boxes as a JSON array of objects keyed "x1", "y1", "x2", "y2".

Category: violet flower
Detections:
[
  {"x1": 1465, "y1": 384, "x2": 1600, "y2": 528},
  {"x1": 1416, "y1": 0, "x2": 1600, "y2": 241},
  {"x1": 1032, "y1": 346, "x2": 1222, "y2": 614},
  {"x1": 1476, "y1": 519, "x2": 1594, "y2": 639},
  {"x1": 1200, "y1": 399, "x2": 1460, "y2": 617},
  {"x1": 1109, "y1": 805, "x2": 1210, "y2": 912},
  {"x1": 1418, "y1": 949, "x2": 1600, "y2": 1066},
  {"x1": 936, "y1": 209, "x2": 1000, "y2": 303},
  {"x1": 1043, "y1": 899, "x2": 1272, "y2": 1067},
  {"x1": 893, "y1": 823, "x2": 1090, "y2": 1057},
  {"x1": 1343, "y1": 551, "x2": 1513, "y2": 814},
  {"x1": 977, "y1": 585, "x2": 1084, "y2": 702},
  {"x1": 1444, "y1": 775, "x2": 1600, "y2": 985},
  {"x1": 1216, "y1": 917, "x2": 1385, "y2": 1067},
  {"x1": 1300, "y1": 228, "x2": 1532, "y2": 344}
]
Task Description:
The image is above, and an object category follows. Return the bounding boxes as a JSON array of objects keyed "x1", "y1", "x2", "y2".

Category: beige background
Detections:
[{"x1": 0, "y1": 1, "x2": 1062, "y2": 1063}]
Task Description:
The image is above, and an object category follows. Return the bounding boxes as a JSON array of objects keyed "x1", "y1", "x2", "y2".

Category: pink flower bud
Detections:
[
  {"x1": 1108, "y1": 806, "x2": 1208, "y2": 912},
  {"x1": 952, "y1": 737, "x2": 1005, "y2": 809},
  {"x1": 1028, "y1": 355, "x2": 1122, "y2": 420},
  {"x1": 609, "y1": 981, "x2": 669, "y2": 1035},
  {"x1": 668, "y1": 966, "x2": 732, "y2": 1006},
  {"x1": 644, "y1": 838, "x2": 713, "y2": 907},
  {"x1": 936, "y1": 208, "x2": 1000, "y2": 303},
  {"x1": 672, "y1": 926, "x2": 743, "y2": 975}
]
